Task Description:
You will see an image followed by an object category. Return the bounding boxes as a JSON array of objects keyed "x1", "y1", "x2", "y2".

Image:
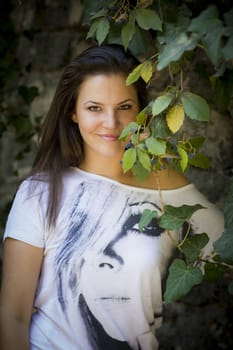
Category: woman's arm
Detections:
[{"x1": 0, "y1": 238, "x2": 44, "y2": 350}]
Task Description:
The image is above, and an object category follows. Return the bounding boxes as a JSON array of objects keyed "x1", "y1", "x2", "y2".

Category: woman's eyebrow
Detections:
[
  {"x1": 84, "y1": 100, "x2": 103, "y2": 105},
  {"x1": 129, "y1": 201, "x2": 160, "y2": 211},
  {"x1": 117, "y1": 99, "x2": 137, "y2": 105},
  {"x1": 83, "y1": 99, "x2": 137, "y2": 106}
]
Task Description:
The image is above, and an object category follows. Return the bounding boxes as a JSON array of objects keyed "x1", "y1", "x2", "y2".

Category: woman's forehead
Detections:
[{"x1": 77, "y1": 74, "x2": 138, "y2": 99}]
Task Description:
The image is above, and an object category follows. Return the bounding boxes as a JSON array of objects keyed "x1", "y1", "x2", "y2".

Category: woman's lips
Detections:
[{"x1": 98, "y1": 134, "x2": 119, "y2": 141}]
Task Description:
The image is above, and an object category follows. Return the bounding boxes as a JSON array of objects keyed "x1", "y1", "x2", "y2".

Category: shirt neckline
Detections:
[{"x1": 71, "y1": 167, "x2": 195, "y2": 194}]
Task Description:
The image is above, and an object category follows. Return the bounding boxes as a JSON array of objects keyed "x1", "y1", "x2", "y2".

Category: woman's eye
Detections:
[
  {"x1": 119, "y1": 104, "x2": 132, "y2": 110},
  {"x1": 88, "y1": 106, "x2": 101, "y2": 112},
  {"x1": 132, "y1": 223, "x2": 140, "y2": 233},
  {"x1": 131, "y1": 216, "x2": 163, "y2": 237}
]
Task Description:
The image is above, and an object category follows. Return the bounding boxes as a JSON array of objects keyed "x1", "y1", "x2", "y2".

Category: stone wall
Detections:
[
  {"x1": 0, "y1": 0, "x2": 90, "y2": 232},
  {"x1": 0, "y1": 1, "x2": 233, "y2": 348},
  {"x1": 1, "y1": 0, "x2": 233, "y2": 223}
]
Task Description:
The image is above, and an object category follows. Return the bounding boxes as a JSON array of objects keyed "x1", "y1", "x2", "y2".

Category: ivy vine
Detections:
[{"x1": 81, "y1": 0, "x2": 233, "y2": 302}]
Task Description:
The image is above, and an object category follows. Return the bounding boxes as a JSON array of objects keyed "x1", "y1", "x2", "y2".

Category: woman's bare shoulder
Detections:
[{"x1": 130, "y1": 167, "x2": 190, "y2": 190}]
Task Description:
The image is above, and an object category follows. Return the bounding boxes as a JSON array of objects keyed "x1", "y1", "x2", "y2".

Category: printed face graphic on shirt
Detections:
[{"x1": 55, "y1": 181, "x2": 167, "y2": 350}]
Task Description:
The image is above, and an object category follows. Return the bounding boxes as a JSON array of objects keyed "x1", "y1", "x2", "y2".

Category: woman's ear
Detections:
[{"x1": 72, "y1": 113, "x2": 78, "y2": 124}]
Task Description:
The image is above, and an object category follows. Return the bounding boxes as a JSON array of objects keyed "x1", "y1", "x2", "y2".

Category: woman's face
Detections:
[{"x1": 72, "y1": 74, "x2": 139, "y2": 160}]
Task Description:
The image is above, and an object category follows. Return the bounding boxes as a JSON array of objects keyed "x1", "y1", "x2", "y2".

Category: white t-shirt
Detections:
[{"x1": 3, "y1": 168, "x2": 224, "y2": 350}]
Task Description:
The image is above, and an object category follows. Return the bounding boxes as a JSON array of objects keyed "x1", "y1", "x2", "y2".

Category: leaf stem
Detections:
[
  {"x1": 155, "y1": 169, "x2": 164, "y2": 211},
  {"x1": 178, "y1": 222, "x2": 191, "y2": 248},
  {"x1": 180, "y1": 68, "x2": 184, "y2": 92},
  {"x1": 168, "y1": 229, "x2": 180, "y2": 247}
]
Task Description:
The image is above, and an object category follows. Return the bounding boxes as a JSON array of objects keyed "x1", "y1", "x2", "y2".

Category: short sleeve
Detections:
[
  {"x1": 176, "y1": 185, "x2": 224, "y2": 256},
  {"x1": 190, "y1": 197, "x2": 224, "y2": 256},
  {"x1": 3, "y1": 180, "x2": 46, "y2": 248}
]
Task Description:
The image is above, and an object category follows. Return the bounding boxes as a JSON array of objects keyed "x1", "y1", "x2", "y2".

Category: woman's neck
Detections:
[
  {"x1": 79, "y1": 156, "x2": 126, "y2": 181},
  {"x1": 79, "y1": 158, "x2": 190, "y2": 190}
]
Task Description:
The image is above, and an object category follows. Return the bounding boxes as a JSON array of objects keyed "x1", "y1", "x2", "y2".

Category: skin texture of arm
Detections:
[{"x1": 0, "y1": 238, "x2": 44, "y2": 350}]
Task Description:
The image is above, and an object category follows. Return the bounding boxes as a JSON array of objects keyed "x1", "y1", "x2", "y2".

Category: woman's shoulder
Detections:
[
  {"x1": 154, "y1": 167, "x2": 190, "y2": 190},
  {"x1": 66, "y1": 166, "x2": 190, "y2": 193},
  {"x1": 124, "y1": 167, "x2": 190, "y2": 191},
  {"x1": 13, "y1": 174, "x2": 50, "y2": 202}
]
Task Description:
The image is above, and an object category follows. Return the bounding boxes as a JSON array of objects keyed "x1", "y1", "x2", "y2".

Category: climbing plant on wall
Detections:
[
  {"x1": 81, "y1": 0, "x2": 233, "y2": 301},
  {"x1": 0, "y1": 2, "x2": 41, "y2": 231}
]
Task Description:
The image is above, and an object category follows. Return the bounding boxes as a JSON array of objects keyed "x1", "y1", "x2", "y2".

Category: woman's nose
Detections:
[
  {"x1": 97, "y1": 255, "x2": 122, "y2": 272},
  {"x1": 103, "y1": 110, "x2": 118, "y2": 128}
]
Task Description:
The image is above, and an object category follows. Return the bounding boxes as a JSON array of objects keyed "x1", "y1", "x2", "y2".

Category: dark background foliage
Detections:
[{"x1": 0, "y1": 1, "x2": 233, "y2": 348}]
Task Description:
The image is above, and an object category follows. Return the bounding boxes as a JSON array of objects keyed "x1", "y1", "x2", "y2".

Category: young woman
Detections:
[{"x1": 0, "y1": 44, "x2": 224, "y2": 350}]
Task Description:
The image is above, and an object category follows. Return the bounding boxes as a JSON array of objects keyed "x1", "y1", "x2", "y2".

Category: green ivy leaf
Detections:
[
  {"x1": 145, "y1": 137, "x2": 167, "y2": 155},
  {"x1": 204, "y1": 262, "x2": 230, "y2": 283},
  {"x1": 177, "y1": 145, "x2": 188, "y2": 171},
  {"x1": 188, "y1": 5, "x2": 224, "y2": 66},
  {"x1": 90, "y1": 8, "x2": 106, "y2": 20},
  {"x1": 188, "y1": 153, "x2": 211, "y2": 169},
  {"x1": 136, "y1": 109, "x2": 147, "y2": 125},
  {"x1": 128, "y1": 25, "x2": 149, "y2": 56},
  {"x1": 86, "y1": 19, "x2": 100, "y2": 39},
  {"x1": 158, "y1": 214, "x2": 184, "y2": 231},
  {"x1": 213, "y1": 227, "x2": 233, "y2": 264},
  {"x1": 167, "y1": 204, "x2": 204, "y2": 219},
  {"x1": 157, "y1": 30, "x2": 198, "y2": 70},
  {"x1": 189, "y1": 5, "x2": 220, "y2": 33},
  {"x1": 137, "y1": 148, "x2": 151, "y2": 171},
  {"x1": 122, "y1": 148, "x2": 137, "y2": 173},
  {"x1": 135, "y1": 8, "x2": 162, "y2": 31},
  {"x1": 151, "y1": 116, "x2": 172, "y2": 139},
  {"x1": 180, "y1": 233, "x2": 209, "y2": 262},
  {"x1": 139, "y1": 209, "x2": 158, "y2": 232},
  {"x1": 181, "y1": 92, "x2": 210, "y2": 121},
  {"x1": 202, "y1": 27, "x2": 224, "y2": 66},
  {"x1": 126, "y1": 63, "x2": 143, "y2": 85},
  {"x1": 121, "y1": 13, "x2": 135, "y2": 50},
  {"x1": 82, "y1": 0, "x2": 106, "y2": 24},
  {"x1": 189, "y1": 137, "x2": 205, "y2": 150},
  {"x1": 126, "y1": 60, "x2": 152, "y2": 85},
  {"x1": 131, "y1": 162, "x2": 151, "y2": 181},
  {"x1": 222, "y1": 35, "x2": 233, "y2": 61},
  {"x1": 164, "y1": 259, "x2": 203, "y2": 302},
  {"x1": 152, "y1": 92, "x2": 174, "y2": 116},
  {"x1": 96, "y1": 17, "x2": 110, "y2": 45},
  {"x1": 158, "y1": 204, "x2": 204, "y2": 230},
  {"x1": 119, "y1": 121, "x2": 139, "y2": 141},
  {"x1": 140, "y1": 60, "x2": 153, "y2": 83}
]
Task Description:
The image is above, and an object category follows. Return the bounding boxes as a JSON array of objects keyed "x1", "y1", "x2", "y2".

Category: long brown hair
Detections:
[{"x1": 31, "y1": 44, "x2": 148, "y2": 227}]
